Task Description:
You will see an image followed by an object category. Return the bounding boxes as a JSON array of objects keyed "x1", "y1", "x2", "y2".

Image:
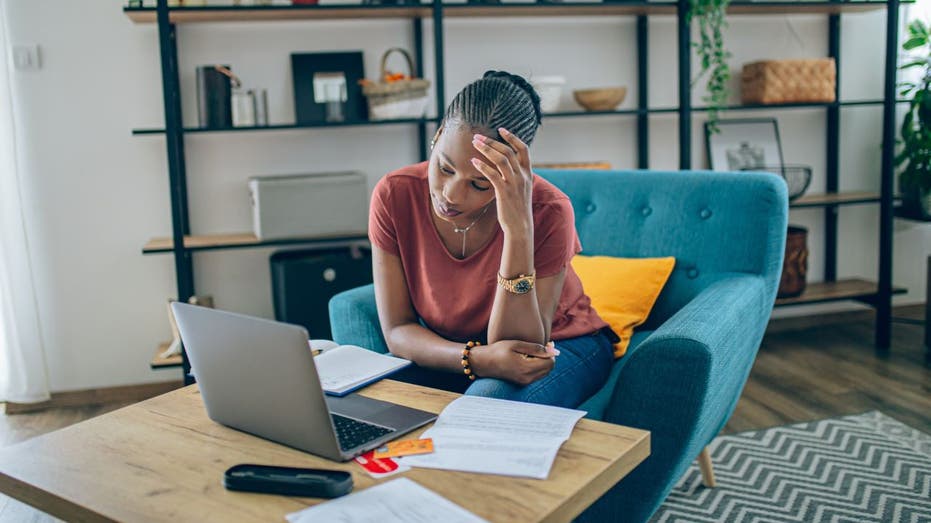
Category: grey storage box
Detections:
[{"x1": 249, "y1": 171, "x2": 368, "y2": 240}]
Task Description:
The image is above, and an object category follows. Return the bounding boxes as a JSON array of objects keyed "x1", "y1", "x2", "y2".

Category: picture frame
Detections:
[
  {"x1": 705, "y1": 118, "x2": 784, "y2": 173},
  {"x1": 291, "y1": 51, "x2": 368, "y2": 125}
]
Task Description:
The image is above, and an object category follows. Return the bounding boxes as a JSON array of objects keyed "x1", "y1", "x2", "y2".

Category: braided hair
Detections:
[{"x1": 443, "y1": 70, "x2": 543, "y2": 146}]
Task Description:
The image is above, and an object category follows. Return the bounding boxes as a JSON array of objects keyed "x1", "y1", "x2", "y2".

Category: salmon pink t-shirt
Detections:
[{"x1": 369, "y1": 162, "x2": 607, "y2": 342}]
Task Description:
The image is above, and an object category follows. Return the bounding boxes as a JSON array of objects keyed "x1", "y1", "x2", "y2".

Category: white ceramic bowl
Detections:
[{"x1": 530, "y1": 75, "x2": 566, "y2": 113}]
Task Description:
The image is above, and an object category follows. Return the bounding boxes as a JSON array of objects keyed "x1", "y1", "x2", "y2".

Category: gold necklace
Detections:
[{"x1": 452, "y1": 204, "x2": 492, "y2": 257}]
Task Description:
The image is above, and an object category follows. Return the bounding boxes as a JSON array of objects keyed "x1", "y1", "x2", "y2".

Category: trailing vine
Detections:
[{"x1": 690, "y1": 0, "x2": 731, "y2": 133}]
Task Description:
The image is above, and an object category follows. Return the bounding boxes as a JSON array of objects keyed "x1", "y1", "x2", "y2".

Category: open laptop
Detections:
[{"x1": 170, "y1": 302, "x2": 437, "y2": 462}]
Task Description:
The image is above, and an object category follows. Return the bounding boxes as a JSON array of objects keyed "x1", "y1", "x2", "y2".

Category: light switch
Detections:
[{"x1": 12, "y1": 44, "x2": 40, "y2": 71}]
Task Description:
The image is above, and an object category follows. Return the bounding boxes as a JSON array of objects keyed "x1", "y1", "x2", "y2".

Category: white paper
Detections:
[
  {"x1": 285, "y1": 477, "x2": 488, "y2": 523},
  {"x1": 309, "y1": 339, "x2": 340, "y2": 353},
  {"x1": 400, "y1": 396, "x2": 586, "y2": 479},
  {"x1": 313, "y1": 344, "x2": 411, "y2": 395}
]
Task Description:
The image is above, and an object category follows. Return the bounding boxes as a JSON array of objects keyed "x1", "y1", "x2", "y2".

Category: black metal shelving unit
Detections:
[{"x1": 128, "y1": 0, "x2": 906, "y2": 379}]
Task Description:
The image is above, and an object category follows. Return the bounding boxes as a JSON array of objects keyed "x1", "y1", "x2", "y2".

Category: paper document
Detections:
[
  {"x1": 400, "y1": 396, "x2": 586, "y2": 479},
  {"x1": 285, "y1": 477, "x2": 488, "y2": 523},
  {"x1": 313, "y1": 344, "x2": 411, "y2": 396}
]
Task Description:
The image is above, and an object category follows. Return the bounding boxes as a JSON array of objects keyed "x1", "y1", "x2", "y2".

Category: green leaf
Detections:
[{"x1": 903, "y1": 37, "x2": 926, "y2": 51}]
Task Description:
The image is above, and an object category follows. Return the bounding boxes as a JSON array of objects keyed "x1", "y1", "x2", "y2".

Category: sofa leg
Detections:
[{"x1": 698, "y1": 447, "x2": 716, "y2": 487}]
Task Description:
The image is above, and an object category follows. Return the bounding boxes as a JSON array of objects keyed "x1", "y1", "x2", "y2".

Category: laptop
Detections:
[{"x1": 170, "y1": 302, "x2": 437, "y2": 462}]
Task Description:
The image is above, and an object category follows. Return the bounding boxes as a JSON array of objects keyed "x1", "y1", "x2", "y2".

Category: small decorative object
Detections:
[
  {"x1": 778, "y1": 226, "x2": 809, "y2": 298},
  {"x1": 359, "y1": 48, "x2": 430, "y2": 121},
  {"x1": 313, "y1": 72, "x2": 348, "y2": 122},
  {"x1": 231, "y1": 88, "x2": 256, "y2": 127},
  {"x1": 572, "y1": 87, "x2": 627, "y2": 111},
  {"x1": 254, "y1": 88, "x2": 269, "y2": 126},
  {"x1": 292, "y1": 51, "x2": 367, "y2": 125},
  {"x1": 741, "y1": 165, "x2": 812, "y2": 202},
  {"x1": 896, "y1": 19, "x2": 931, "y2": 219},
  {"x1": 530, "y1": 76, "x2": 565, "y2": 113},
  {"x1": 741, "y1": 58, "x2": 836, "y2": 105},
  {"x1": 705, "y1": 118, "x2": 782, "y2": 173},
  {"x1": 196, "y1": 64, "x2": 238, "y2": 129}
]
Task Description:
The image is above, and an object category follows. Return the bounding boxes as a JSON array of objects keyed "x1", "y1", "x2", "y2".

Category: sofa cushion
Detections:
[
  {"x1": 578, "y1": 329, "x2": 654, "y2": 420},
  {"x1": 571, "y1": 255, "x2": 675, "y2": 358}
]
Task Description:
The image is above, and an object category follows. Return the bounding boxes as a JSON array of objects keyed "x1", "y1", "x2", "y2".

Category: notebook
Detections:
[{"x1": 311, "y1": 342, "x2": 411, "y2": 396}]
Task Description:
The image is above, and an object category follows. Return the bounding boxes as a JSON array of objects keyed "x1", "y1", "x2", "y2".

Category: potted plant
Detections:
[
  {"x1": 897, "y1": 19, "x2": 931, "y2": 218},
  {"x1": 691, "y1": 0, "x2": 731, "y2": 133}
]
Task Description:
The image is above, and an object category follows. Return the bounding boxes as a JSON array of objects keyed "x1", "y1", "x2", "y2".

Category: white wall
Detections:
[{"x1": 4, "y1": 0, "x2": 929, "y2": 392}]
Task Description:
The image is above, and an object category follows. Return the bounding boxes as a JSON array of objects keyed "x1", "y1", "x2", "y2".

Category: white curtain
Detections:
[{"x1": 0, "y1": 0, "x2": 49, "y2": 404}]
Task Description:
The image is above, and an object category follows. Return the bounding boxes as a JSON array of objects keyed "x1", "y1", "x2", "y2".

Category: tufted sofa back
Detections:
[{"x1": 535, "y1": 169, "x2": 788, "y2": 328}]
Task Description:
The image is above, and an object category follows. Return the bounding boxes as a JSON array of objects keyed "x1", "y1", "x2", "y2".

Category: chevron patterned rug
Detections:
[{"x1": 651, "y1": 411, "x2": 931, "y2": 522}]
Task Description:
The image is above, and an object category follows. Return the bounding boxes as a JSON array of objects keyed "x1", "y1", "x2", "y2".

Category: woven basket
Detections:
[
  {"x1": 361, "y1": 48, "x2": 430, "y2": 121},
  {"x1": 741, "y1": 58, "x2": 836, "y2": 105}
]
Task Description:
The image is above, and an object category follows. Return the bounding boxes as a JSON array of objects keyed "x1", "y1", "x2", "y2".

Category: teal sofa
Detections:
[{"x1": 328, "y1": 169, "x2": 788, "y2": 522}]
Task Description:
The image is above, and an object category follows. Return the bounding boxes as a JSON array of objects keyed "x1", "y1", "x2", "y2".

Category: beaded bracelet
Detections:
[{"x1": 461, "y1": 340, "x2": 481, "y2": 381}]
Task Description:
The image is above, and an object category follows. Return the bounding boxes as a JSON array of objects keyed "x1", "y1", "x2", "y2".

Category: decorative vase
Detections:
[{"x1": 778, "y1": 226, "x2": 808, "y2": 299}]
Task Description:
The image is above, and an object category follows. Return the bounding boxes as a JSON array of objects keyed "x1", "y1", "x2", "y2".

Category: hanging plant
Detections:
[{"x1": 690, "y1": 0, "x2": 732, "y2": 133}]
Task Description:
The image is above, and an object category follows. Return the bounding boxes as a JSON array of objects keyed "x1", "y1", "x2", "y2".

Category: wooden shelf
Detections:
[
  {"x1": 725, "y1": 1, "x2": 899, "y2": 15},
  {"x1": 142, "y1": 232, "x2": 369, "y2": 254},
  {"x1": 790, "y1": 191, "x2": 880, "y2": 208},
  {"x1": 123, "y1": 1, "x2": 898, "y2": 24},
  {"x1": 774, "y1": 278, "x2": 906, "y2": 307},
  {"x1": 124, "y1": 5, "x2": 431, "y2": 23},
  {"x1": 132, "y1": 117, "x2": 439, "y2": 136},
  {"x1": 151, "y1": 342, "x2": 182, "y2": 369}
]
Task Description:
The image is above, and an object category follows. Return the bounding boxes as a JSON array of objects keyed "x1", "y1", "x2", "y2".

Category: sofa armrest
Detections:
[
  {"x1": 580, "y1": 274, "x2": 772, "y2": 523},
  {"x1": 327, "y1": 284, "x2": 388, "y2": 354}
]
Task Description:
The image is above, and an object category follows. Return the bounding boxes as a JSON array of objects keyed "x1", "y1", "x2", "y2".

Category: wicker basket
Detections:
[
  {"x1": 361, "y1": 48, "x2": 430, "y2": 121},
  {"x1": 741, "y1": 58, "x2": 836, "y2": 105}
]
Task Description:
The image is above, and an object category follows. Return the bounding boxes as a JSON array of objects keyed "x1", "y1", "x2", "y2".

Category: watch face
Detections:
[{"x1": 514, "y1": 279, "x2": 532, "y2": 294}]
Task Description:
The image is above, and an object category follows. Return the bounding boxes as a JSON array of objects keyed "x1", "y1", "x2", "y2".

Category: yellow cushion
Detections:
[{"x1": 571, "y1": 255, "x2": 676, "y2": 358}]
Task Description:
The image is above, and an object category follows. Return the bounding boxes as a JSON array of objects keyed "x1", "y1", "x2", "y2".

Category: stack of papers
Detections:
[
  {"x1": 400, "y1": 396, "x2": 586, "y2": 480},
  {"x1": 286, "y1": 477, "x2": 488, "y2": 523}
]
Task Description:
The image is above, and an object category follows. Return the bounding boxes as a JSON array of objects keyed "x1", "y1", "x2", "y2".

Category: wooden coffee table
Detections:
[{"x1": 0, "y1": 380, "x2": 649, "y2": 523}]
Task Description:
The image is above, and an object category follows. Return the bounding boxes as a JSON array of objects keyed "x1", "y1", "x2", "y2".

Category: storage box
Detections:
[
  {"x1": 741, "y1": 58, "x2": 836, "y2": 105},
  {"x1": 249, "y1": 172, "x2": 368, "y2": 240}
]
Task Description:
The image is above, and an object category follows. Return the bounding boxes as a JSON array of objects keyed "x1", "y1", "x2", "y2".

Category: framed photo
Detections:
[
  {"x1": 705, "y1": 118, "x2": 784, "y2": 173},
  {"x1": 291, "y1": 51, "x2": 368, "y2": 125}
]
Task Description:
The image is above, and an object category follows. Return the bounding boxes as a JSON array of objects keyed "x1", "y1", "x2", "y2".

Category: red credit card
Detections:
[{"x1": 353, "y1": 450, "x2": 410, "y2": 478}]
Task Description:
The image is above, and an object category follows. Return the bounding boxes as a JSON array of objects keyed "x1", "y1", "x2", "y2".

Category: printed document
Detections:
[
  {"x1": 285, "y1": 477, "x2": 488, "y2": 523},
  {"x1": 400, "y1": 396, "x2": 586, "y2": 479}
]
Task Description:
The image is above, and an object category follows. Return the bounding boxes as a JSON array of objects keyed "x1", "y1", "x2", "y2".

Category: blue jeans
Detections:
[{"x1": 390, "y1": 330, "x2": 615, "y2": 409}]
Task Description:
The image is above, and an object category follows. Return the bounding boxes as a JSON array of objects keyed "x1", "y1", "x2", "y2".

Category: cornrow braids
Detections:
[{"x1": 443, "y1": 70, "x2": 543, "y2": 146}]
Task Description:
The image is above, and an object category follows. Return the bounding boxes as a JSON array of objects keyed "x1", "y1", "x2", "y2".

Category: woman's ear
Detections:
[{"x1": 430, "y1": 125, "x2": 444, "y2": 150}]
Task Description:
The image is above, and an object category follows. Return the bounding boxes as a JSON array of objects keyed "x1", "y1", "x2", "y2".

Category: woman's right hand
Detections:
[{"x1": 470, "y1": 340, "x2": 559, "y2": 386}]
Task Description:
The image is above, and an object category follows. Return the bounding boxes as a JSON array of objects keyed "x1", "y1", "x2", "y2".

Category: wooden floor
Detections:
[{"x1": 1, "y1": 306, "x2": 928, "y2": 521}]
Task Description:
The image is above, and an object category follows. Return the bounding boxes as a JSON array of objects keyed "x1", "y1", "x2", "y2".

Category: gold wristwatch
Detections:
[{"x1": 497, "y1": 273, "x2": 536, "y2": 294}]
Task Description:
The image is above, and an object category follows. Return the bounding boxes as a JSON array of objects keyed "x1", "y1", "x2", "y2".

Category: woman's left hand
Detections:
[{"x1": 470, "y1": 128, "x2": 534, "y2": 236}]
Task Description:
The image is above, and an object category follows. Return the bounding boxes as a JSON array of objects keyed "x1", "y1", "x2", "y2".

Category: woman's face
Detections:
[{"x1": 427, "y1": 125, "x2": 496, "y2": 227}]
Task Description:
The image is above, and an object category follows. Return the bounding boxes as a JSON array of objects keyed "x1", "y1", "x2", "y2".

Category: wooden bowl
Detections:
[{"x1": 572, "y1": 87, "x2": 627, "y2": 111}]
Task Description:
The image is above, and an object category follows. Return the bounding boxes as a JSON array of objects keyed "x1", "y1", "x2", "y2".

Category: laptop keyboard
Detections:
[{"x1": 331, "y1": 413, "x2": 395, "y2": 451}]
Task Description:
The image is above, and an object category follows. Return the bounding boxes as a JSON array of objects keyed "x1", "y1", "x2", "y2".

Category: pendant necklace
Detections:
[{"x1": 452, "y1": 204, "x2": 492, "y2": 258}]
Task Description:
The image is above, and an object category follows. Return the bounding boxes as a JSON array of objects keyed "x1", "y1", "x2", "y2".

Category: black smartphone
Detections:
[{"x1": 223, "y1": 464, "x2": 353, "y2": 498}]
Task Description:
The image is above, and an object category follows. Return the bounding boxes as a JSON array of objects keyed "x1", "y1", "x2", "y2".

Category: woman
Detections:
[{"x1": 369, "y1": 70, "x2": 616, "y2": 408}]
